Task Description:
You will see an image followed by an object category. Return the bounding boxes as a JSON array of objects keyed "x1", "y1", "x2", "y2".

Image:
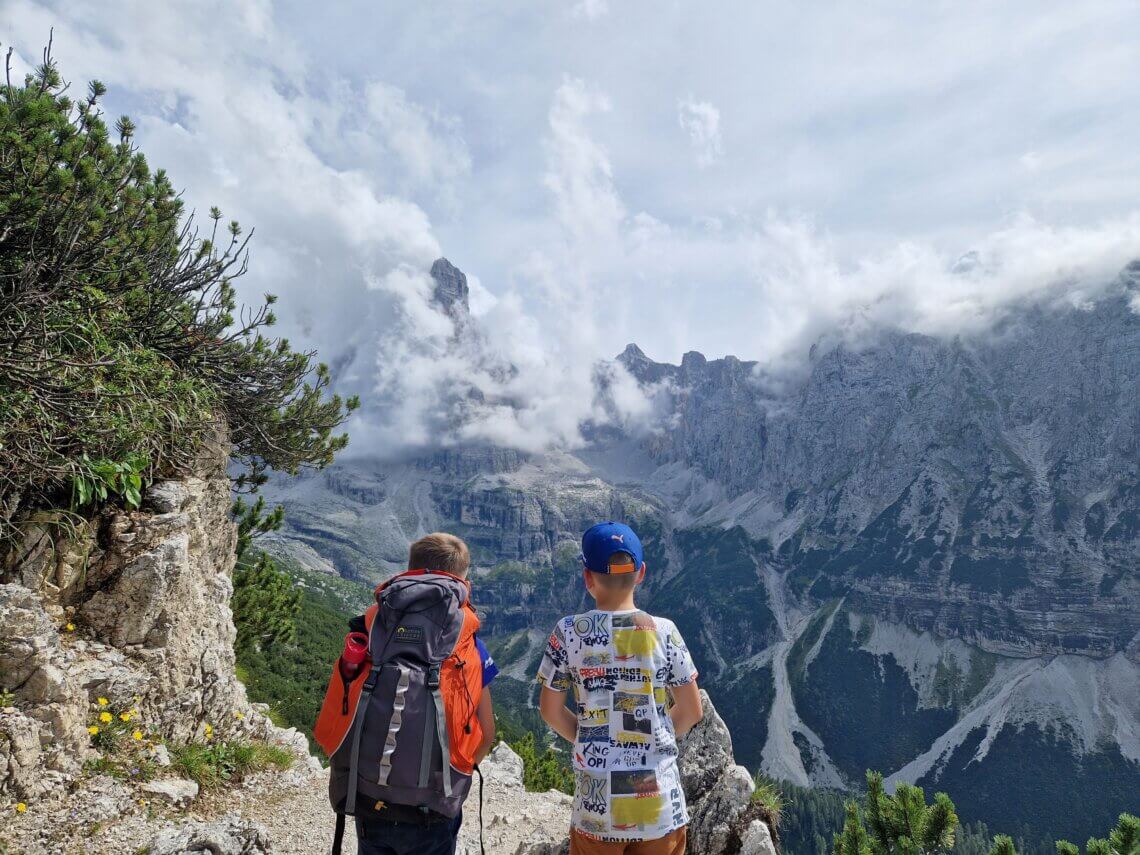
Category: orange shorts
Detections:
[{"x1": 569, "y1": 826, "x2": 687, "y2": 855}]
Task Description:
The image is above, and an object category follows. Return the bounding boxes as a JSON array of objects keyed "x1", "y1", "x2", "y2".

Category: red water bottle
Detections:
[
  {"x1": 339, "y1": 632, "x2": 369, "y2": 681},
  {"x1": 338, "y1": 632, "x2": 369, "y2": 714}
]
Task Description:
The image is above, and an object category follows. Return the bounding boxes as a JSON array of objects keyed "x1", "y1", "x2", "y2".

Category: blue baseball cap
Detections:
[{"x1": 580, "y1": 522, "x2": 645, "y2": 574}]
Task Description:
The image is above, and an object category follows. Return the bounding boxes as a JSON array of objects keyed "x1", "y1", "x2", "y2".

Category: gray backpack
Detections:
[{"x1": 315, "y1": 571, "x2": 484, "y2": 852}]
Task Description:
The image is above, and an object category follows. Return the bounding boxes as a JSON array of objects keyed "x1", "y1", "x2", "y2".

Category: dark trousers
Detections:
[{"x1": 356, "y1": 811, "x2": 462, "y2": 855}]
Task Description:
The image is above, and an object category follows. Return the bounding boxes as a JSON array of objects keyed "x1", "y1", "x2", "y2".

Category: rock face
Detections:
[
  {"x1": 431, "y1": 256, "x2": 471, "y2": 317},
  {"x1": 0, "y1": 433, "x2": 266, "y2": 803},
  {"x1": 619, "y1": 289, "x2": 1140, "y2": 659}
]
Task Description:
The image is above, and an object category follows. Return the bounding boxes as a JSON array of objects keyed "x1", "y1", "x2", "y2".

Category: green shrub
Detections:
[
  {"x1": 0, "y1": 44, "x2": 357, "y2": 541},
  {"x1": 509, "y1": 732, "x2": 574, "y2": 794}
]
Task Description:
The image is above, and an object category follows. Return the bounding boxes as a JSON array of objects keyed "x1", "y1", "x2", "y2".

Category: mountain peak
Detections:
[
  {"x1": 429, "y1": 257, "x2": 470, "y2": 316},
  {"x1": 619, "y1": 342, "x2": 648, "y2": 362}
]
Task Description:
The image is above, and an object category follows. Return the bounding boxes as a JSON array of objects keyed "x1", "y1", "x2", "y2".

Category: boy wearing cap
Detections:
[{"x1": 536, "y1": 522, "x2": 703, "y2": 855}]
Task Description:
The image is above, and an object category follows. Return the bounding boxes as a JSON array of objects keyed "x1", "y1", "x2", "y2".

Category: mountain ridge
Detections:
[{"x1": 260, "y1": 258, "x2": 1140, "y2": 846}]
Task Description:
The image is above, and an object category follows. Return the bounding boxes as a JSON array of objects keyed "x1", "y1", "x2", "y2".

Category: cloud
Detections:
[
  {"x1": 572, "y1": 0, "x2": 610, "y2": 21},
  {"x1": 543, "y1": 78, "x2": 625, "y2": 247},
  {"x1": 677, "y1": 97, "x2": 723, "y2": 167},
  {"x1": 363, "y1": 81, "x2": 471, "y2": 196},
  {"x1": 6, "y1": 1, "x2": 1140, "y2": 461}
]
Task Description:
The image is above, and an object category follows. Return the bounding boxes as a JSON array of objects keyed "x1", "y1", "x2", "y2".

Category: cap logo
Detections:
[{"x1": 611, "y1": 534, "x2": 625, "y2": 543}]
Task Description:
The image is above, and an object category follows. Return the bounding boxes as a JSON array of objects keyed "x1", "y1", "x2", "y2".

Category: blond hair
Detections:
[{"x1": 408, "y1": 533, "x2": 471, "y2": 577}]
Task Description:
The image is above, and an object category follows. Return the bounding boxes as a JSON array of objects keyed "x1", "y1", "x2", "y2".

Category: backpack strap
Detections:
[
  {"x1": 331, "y1": 812, "x2": 345, "y2": 855},
  {"x1": 426, "y1": 663, "x2": 453, "y2": 798},
  {"x1": 345, "y1": 664, "x2": 382, "y2": 815},
  {"x1": 418, "y1": 667, "x2": 437, "y2": 788}
]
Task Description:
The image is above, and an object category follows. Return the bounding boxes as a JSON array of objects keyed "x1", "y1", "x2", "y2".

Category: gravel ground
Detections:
[{"x1": 0, "y1": 744, "x2": 568, "y2": 855}]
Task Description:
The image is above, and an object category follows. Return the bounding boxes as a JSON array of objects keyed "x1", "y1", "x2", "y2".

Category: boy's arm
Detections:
[
  {"x1": 539, "y1": 687, "x2": 579, "y2": 743},
  {"x1": 668, "y1": 680, "x2": 703, "y2": 738},
  {"x1": 474, "y1": 689, "x2": 495, "y2": 765}
]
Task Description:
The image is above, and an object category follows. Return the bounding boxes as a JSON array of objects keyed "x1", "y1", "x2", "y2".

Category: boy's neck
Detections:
[{"x1": 590, "y1": 593, "x2": 639, "y2": 612}]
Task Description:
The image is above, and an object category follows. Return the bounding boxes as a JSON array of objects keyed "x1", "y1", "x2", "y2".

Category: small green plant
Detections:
[
  {"x1": 0, "y1": 688, "x2": 14, "y2": 707},
  {"x1": 752, "y1": 772, "x2": 786, "y2": 829},
  {"x1": 71, "y1": 453, "x2": 148, "y2": 510},
  {"x1": 171, "y1": 738, "x2": 293, "y2": 790},
  {"x1": 84, "y1": 697, "x2": 158, "y2": 780}
]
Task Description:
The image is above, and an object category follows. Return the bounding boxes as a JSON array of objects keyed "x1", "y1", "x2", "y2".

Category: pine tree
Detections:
[
  {"x1": 232, "y1": 551, "x2": 301, "y2": 654},
  {"x1": 0, "y1": 42, "x2": 358, "y2": 540},
  {"x1": 1057, "y1": 814, "x2": 1140, "y2": 855},
  {"x1": 834, "y1": 772, "x2": 959, "y2": 855}
]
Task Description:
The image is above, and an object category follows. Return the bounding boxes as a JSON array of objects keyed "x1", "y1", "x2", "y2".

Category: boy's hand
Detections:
[
  {"x1": 539, "y1": 686, "x2": 579, "y2": 743},
  {"x1": 668, "y1": 681, "x2": 703, "y2": 739}
]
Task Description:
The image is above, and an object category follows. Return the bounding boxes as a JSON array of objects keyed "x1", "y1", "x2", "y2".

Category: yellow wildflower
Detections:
[
  {"x1": 233, "y1": 711, "x2": 245, "y2": 721},
  {"x1": 65, "y1": 623, "x2": 75, "y2": 632},
  {"x1": 138, "y1": 798, "x2": 148, "y2": 807},
  {"x1": 132, "y1": 730, "x2": 143, "y2": 741},
  {"x1": 88, "y1": 726, "x2": 99, "y2": 736},
  {"x1": 15, "y1": 802, "x2": 27, "y2": 813},
  {"x1": 99, "y1": 711, "x2": 112, "y2": 723},
  {"x1": 97, "y1": 697, "x2": 109, "y2": 707},
  {"x1": 119, "y1": 712, "x2": 131, "y2": 722}
]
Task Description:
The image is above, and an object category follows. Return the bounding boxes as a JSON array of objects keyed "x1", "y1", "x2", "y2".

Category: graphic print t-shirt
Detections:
[{"x1": 536, "y1": 609, "x2": 698, "y2": 841}]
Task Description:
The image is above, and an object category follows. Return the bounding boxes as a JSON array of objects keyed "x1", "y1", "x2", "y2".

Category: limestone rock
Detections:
[
  {"x1": 149, "y1": 817, "x2": 271, "y2": 855},
  {"x1": 142, "y1": 777, "x2": 200, "y2": 808},
  {"x1": 679, "y1": 690, "x2": 769, "y2": 855},
  {"x1": 739, "y1": 818, "x2": 779, "y2": 855},
  {"x1": 0, "y1": 431, "x2": 284, "y2": 805}
]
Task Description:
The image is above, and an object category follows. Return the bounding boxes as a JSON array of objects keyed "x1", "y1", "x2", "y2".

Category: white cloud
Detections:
[
  {"x1": 364, "y1": 81, "x2": 471, "y2": 192},
  {"x1": 543, "y1": 77, "x2": 625, "y2": 248},
  {"x1": 6, "y1": 1, "x2": 1140, "y2": 461},
  {"x1": 677, "y1": 97, "x2": 723, "y2": 168},
  {"x1": 572, "y1": 0, "x2": 610, "y2": 21}
]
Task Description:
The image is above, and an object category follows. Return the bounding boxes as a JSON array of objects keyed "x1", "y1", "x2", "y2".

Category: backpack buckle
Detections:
[
  {"x1": 426, "y1": 664, "x2": 441, "y2": 689},
  {"x1": 362, "y1": 664, "x2": 382, "y2": 693}
]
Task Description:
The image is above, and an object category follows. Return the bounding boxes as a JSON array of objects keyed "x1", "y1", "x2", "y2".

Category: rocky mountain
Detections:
[{"x1": 262, "y1": 258, "x2": 1140, "y2": 849}]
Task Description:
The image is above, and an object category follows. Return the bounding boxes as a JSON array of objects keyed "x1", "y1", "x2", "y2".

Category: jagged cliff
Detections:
[{"x1": 0, "y1": 434, "x2": 316, "y2": 853}]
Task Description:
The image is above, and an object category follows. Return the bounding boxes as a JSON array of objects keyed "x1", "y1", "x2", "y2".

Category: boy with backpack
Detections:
[
  {"x1": 315, "y1": 533, "x2": 497, "y2": 855},
  {"x1": 537, "y1": 521, "x2": 704, "y2": 855}
]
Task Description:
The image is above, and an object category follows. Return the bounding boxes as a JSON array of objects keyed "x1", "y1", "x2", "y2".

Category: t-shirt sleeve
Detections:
[
  {"x1": 475, "y1": 636, "x2": 499, "y2": 688},
  {"x1": 663, "y1": 621, "x2": 698, "y2": 687},
  {"x1": 535, "y1": 623, "x2": 572, "y2": 692}
]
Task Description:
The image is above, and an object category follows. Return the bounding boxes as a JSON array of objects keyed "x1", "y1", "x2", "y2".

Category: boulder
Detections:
[
  {"x1": 149, "y1": 817, "x2": 271, "y2": 855},
  {"x1": 142, "y1": 777, "x2": 200, "y2": 808}
]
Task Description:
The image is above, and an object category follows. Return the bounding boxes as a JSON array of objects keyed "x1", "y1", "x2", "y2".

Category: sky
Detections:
[{"x1": 4, "y1": 0, "x2": 1140, "y2": 455}]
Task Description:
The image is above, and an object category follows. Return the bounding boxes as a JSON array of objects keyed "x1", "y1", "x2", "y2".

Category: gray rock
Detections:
[
  {"x1": 739, "y1": 818, "x2": 778, "y2": 855},
  {"x1": 149, "y1": 817, "x2": 271, "y2": 855},
  {"x1": 142, "y1": 777, "x2": 200, "y2": 808},
  {"x1": 431, "y1": 257, "x2": 471, "y2": 317}
]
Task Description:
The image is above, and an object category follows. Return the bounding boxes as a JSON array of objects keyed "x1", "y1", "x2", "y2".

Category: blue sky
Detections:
[{"x1": 5, "y1": 1, "x2": 1140, "y2": 453}]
